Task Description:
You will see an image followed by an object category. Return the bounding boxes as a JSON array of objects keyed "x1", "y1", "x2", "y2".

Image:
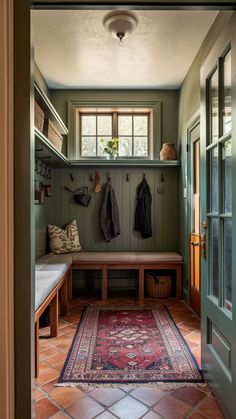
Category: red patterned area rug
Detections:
[{"x1": 58, "y1": 305, "x2": 203, "y2": 386}]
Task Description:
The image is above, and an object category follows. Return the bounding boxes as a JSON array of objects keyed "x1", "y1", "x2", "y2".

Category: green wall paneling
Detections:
[
  {"x1": 52, "y1": 166, "x2": 179, "y2": 252},
  {"x1": 35, "y1": 170, "x2": 54, "y2": 259}
]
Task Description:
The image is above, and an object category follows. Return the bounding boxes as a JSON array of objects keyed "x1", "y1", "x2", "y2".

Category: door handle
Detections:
[{"x1": 190, "y1": 241, "x2": 201, "y2": 246}]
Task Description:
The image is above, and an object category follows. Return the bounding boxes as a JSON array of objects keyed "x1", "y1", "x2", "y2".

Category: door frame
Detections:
[
  {"x1": 0, "y1": 0, "x2": 14, "y2": 418},
  {"x1": 200, "y1": 14, "x2": 236, "y2": 417},
  {"x1": 14, "y1": 3, "x2": 236, "y2": 419},
  {"x1": 186, "y1": 113, "x2": 201, "y2": 311}
]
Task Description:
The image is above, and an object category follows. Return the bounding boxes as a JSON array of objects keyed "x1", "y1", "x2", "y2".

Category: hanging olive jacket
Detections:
[
  {"x1": 99, "y1": 179, "x2": 120, "y2": 242},
  {"x1": 135, "y1": 178, "x2": 152, "y2": 239}
]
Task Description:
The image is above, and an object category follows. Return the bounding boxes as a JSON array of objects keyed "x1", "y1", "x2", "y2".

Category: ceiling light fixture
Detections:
[{"x1": 103, "y1": 11, "x2": 138, "y2": 45}]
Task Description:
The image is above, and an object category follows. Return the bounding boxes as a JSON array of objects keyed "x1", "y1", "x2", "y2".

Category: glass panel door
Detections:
[{"x1": 201, "y1": 39, "x2": 236, "y2": 418}]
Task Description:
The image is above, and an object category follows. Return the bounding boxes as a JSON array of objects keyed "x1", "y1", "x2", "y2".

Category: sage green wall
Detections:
[
  {"x1": 50, "y1": 89, "x2": 179, "y2": 157},
  {"x1": 35, "y1": 171, "x2": 54, "y2": 259},
  {"x1": 178, "y1": 11, "x2": 233, "y2": 296},
  {"x1": 53, "y1": 166, "x2": 179, "y2": 252},
  {"x1": 34, "y1": 64, "x2": 53, "y2": 258}
]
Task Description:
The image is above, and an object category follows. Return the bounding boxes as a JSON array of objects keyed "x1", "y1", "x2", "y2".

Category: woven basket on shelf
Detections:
[
  {"x1": 146, "y1": 273, "x2": 172, "y2": 298},
  {"x1": 34, "y1": 101, "x2": 45, "y2": 132},
  {"x1": 44, "y1": 119, "x2": 63, "y2": 152}
]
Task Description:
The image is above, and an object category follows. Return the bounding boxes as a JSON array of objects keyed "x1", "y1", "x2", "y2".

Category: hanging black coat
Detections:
[
  {"x1": 99, "y1": 179, "x2": 120, "y2": 242},
  {"x1": 135, "y1": 178, "x2": 152, "y2": 239}
]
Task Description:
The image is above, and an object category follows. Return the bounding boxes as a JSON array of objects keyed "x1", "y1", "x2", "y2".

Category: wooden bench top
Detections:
[{"x1": 71, "y1": 251, "x2": 182, "y2": 264}]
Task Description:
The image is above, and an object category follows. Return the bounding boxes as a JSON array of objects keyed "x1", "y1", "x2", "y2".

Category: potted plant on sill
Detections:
[{"x1": 102, "y1": 137, "x2": 119, "y2": 159}]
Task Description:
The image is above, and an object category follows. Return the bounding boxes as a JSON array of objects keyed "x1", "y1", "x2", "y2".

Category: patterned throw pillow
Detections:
[{"x1": 48, "y1": 219, "x2": 82, "y2": 254}]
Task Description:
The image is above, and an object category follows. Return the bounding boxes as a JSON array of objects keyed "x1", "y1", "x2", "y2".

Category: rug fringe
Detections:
[{"x1": 56, "y1": 381, "x2": 207, "y2": 391}]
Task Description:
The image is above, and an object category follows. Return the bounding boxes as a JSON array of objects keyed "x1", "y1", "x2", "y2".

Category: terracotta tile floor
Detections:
[{"x1": 35, "y1": 297, "x2": 225, "y2": 419}]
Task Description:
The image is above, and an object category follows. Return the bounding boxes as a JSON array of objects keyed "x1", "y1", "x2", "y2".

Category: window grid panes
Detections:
[
  {"x1": 80, "y1": 112, "x2": 149, "y2": 158},
  {"x1": 223, "y1": 50, "x2": 232, "y2": 135},
  {"x1": 81, "y1": 114, "x2": 112, "y2": 157},
  {"x1": 206, "y1": 47, "x2": 232, "y2": 313},
  {"x1": 209, "y1": 68, "x2": 219, "y2": 144},
  {"x1": 118, "y1": 115, "x2": 148, "y2": 157},
  {"x1": 221, "y1": 139, "x2": 232, "y2": 311},
  {"x1": 209, "y1": 217, "x2": 219, "y2": 299}
]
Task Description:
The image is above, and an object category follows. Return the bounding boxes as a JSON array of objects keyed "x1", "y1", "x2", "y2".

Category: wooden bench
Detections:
[
  {"x1": 34, "y1": 255, "x2": 72, "y2": 377},
  {"x1": 72, "y1": 252, "x2": 182, "y2": 300},
  {"x1": 34, "y1": 251, "x2": 182, "y2": 376}
]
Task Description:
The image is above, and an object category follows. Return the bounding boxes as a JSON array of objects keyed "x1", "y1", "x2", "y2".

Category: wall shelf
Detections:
[
  {"x1": 68, "y1": 159, "x2": 180, "y2": 167},
  {"x1": 34, "y1": 82, "x2": 68, "y2": 135},
  {"x1": 35, "y1": 128, "x2": 69, "y2": 167}
]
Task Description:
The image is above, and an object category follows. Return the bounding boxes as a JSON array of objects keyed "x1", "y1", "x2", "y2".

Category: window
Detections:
[
  {"x1": 80, "y1": 111, "x2": 150, "y2": 158},
  {"x1": 206, "y1": 46, "x2": 232, "y2": 312}
]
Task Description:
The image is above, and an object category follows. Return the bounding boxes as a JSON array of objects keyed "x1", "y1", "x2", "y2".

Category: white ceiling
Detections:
[{"x1": 33, "y1": 10, "x2": 218, "y2": 89}]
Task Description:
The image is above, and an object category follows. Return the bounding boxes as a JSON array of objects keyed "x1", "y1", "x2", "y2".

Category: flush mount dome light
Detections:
[{"x1": 103, "y1": 11, "x2": 138, "y2": 44}]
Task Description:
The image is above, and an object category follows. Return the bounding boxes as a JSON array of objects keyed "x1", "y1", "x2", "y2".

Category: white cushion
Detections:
[
  {"x1": 72, "y1": 251, "x2": 182, "y2": 264},
  {"x1": 36, "y1": 254, "x2": 72, "y2": 275},
  {"x1": 35, "y1": 270, "x2": 62, "y2": 311}
]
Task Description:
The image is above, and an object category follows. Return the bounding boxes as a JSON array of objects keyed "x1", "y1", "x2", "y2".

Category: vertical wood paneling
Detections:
[
  {"x1": 122, "y1": 168, "x2": 130, "y2": 251},
  {"x1": 49, "y1": 167, "x2": 179, "y2": 252},
  {"x1": 130, "y1": 168, "x2": 139, "y2": 251},
  {"x1": 60, "y1": 169, "x2": 69, "y2": 226},
  {"x1": 154, "y1": 169, "x2": 163, "y2": 251},
  {"x1": 35, "y1": 171, "x2": 54, "y2": 258},
  {"x1": 53, "y1": 168, "x2": 61, "y2": 227}
]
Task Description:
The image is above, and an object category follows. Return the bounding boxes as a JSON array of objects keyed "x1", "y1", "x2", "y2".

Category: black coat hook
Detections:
[
  {"x1": 89, "y1": 172, "x2": 94, "y2": 182},
  {"x1": 126, "y1": 173, "x2": 129, "y2": 182},
  {"x1": 107, "y1": 172, "x2": 111, "y2": 180},
  {"x1": 161, "y1": 173, "x2": 165, "y2": 182},
  {"x1": 69, "y1": 173, "x2": 74, "y2": 182},
  {"x1": 142, "y1": 172, "x2": 146, "y2": 180}
]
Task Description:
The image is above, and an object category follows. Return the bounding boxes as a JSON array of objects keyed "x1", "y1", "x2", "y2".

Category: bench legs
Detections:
[
  {"x1": 102, "y1": 266, "x2": 107, "y2": 300},
  {"x1": 61, "y1": 276, "x2": 68, "y2": 316},
  {"x1": 68, "y1": 268, "x2": 73, "y2": 300},
  {"x1": 35, "y1": 320, "x2": 39, "y2": 378},
  {"x1": 101, "y1": 266, "x2": 144, "y2": 300},
  {"x1": 176, "y1": 265, "x2": 182, "y2": 299},
  {"x1": 139, "y1": 266, "x2": 144, "y2": 300},
  {"x1": 50, "y1": 292, "x2": 59, "y2": 338}
]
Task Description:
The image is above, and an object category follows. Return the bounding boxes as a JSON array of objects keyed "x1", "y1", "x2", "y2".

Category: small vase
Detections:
[
  {"x1": 107, "y1": 154, "x2": 116, "y2": 160},
  {"x1": 160, "y1": 143, "x2": 177, "y2": 160}
]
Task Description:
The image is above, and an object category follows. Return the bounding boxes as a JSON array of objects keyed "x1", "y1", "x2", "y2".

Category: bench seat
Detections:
[
  {"x1": 72, "y1": 251, "x2": 182, "y2": 264},
  {"x1": 72, "y1": 251, "x2": 182, "y2": 300},
  {"x1": 36, "y1": 253, "x2": 72, "y2": 274},
  {"x1": 35, "y1": 270, "x2": 63, "y2": 310},
  {"x1": 34, "y1": 255, "x2": 71, "y2": 377}
]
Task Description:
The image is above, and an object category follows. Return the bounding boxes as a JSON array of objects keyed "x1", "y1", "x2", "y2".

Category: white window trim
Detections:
[{"x1": 67, "y1": 100, "x2": 161, "y2": 161}]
